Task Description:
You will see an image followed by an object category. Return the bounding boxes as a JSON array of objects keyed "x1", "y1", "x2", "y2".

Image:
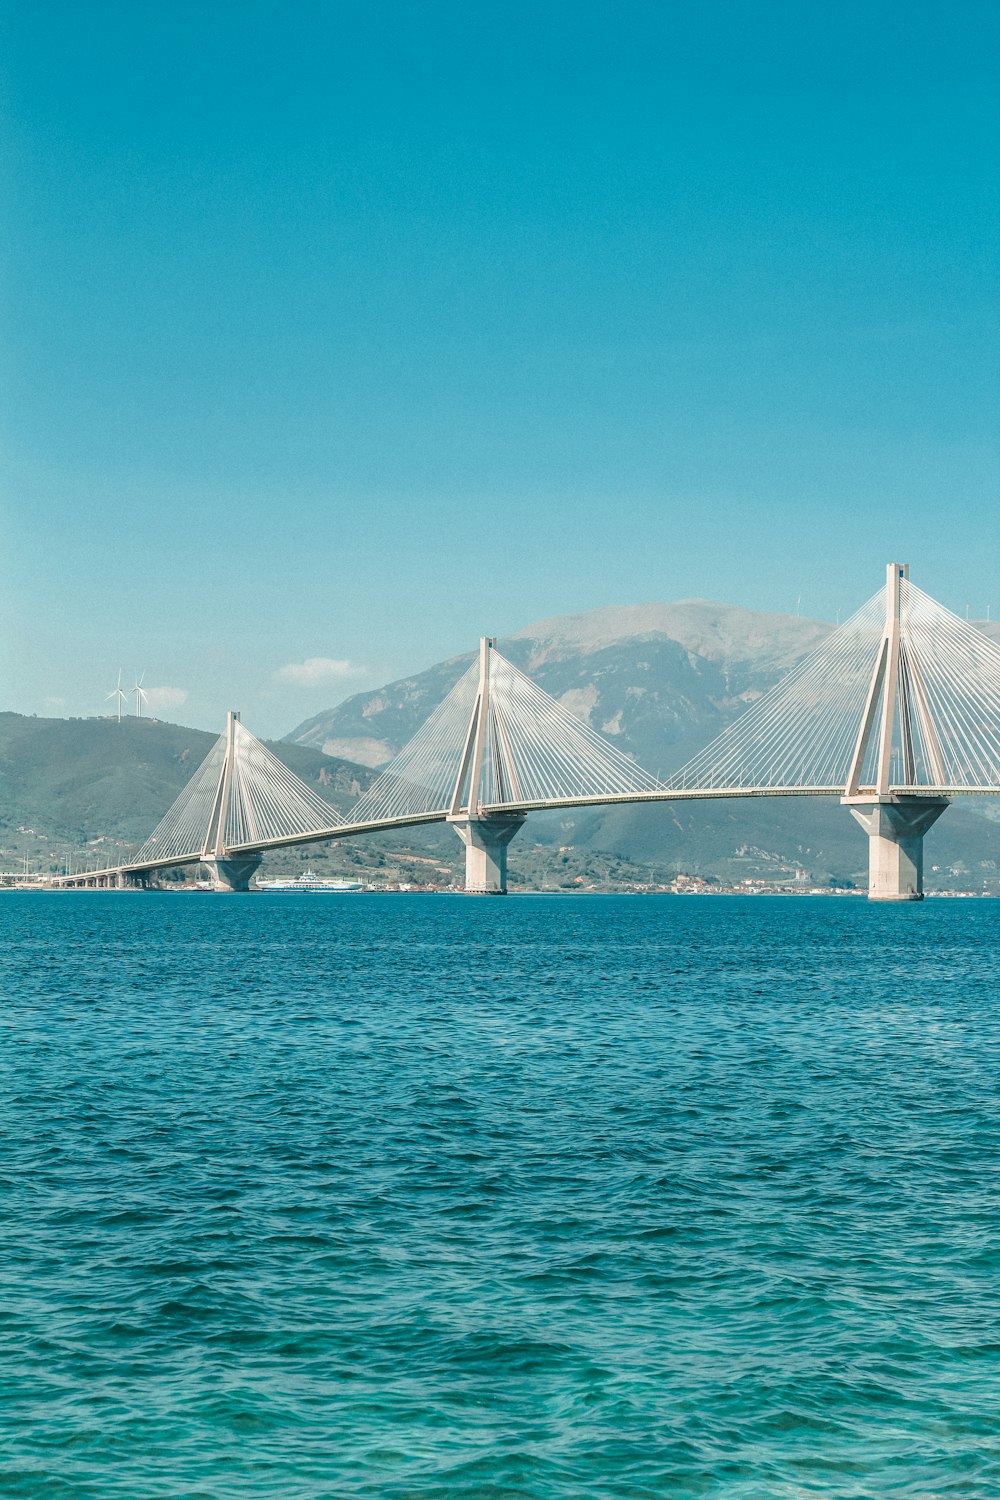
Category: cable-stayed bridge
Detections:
[{"x1": 52, "y1": 564, "x2": 1000, "y2": 901}]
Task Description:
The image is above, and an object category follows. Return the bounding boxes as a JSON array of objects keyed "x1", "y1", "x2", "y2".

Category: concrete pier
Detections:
[
  {"x1": 843, "y1": 796, "x2": 949, "y2": 901},
  {"x1": 449, "y1": 815, "x2": 525, "y2": 894},
  {"x1": 201, "y1": 853, "x2": 263, "y2": 892}
]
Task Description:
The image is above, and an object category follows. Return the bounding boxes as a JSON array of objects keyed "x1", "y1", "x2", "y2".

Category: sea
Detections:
[{"x1": 1, "y1": 892, "x2": 998, "y2": 1499}]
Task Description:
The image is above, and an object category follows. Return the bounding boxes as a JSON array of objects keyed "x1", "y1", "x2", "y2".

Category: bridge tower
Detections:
[
  {"x1": 447, "y1": 638, "x2": 525, "y2": 894},
  {"x1": 841, "y1": 564, "x2": 948, "y2": 900},
  {"x1": 200, "y1": 711, "x2": 264, "y2": 891}
]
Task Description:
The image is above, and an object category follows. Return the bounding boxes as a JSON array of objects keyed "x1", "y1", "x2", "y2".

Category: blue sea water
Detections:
[{"x1": 0, "y1": 892, "x2": 998, "y2": 1499}]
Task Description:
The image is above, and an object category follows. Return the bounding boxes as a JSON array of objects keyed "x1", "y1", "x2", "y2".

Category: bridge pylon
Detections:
[
  {"x1": 200, "y1": 711, "x2": 263, "y2": 891},
  {"x1": 129, "y1": 710, "x2": 345, "y2": 887},
  {"x1": 447, "y1": 639, "x2": 525, "y2": 893},
  {"x1": 348, "y1": 633, "x2": 658, "y2": 892},
  {"x1": 665, "y1": 560, "x2": 1000, "y2": 900},
  {"x1": 840, "y1": 564, "x2": 949, "y2": 900}
]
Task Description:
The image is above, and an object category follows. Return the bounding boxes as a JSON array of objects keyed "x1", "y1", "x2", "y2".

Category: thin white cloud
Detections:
[
  {"x1": 277, "y1": 657, "x2": 362, "y2": 687},
  {"x1": 144, "y1": 686, "x2": 188, "y2": 710}
]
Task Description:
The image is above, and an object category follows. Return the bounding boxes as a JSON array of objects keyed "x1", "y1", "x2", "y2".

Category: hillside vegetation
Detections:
[{"x1": 0, "y1": 714, "x2": 368, "y2": 865}]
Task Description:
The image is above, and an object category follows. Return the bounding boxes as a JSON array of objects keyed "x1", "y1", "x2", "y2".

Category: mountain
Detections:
[
  {"x1": 285, "y1": 601, "x2": 1000, "y2": 890},
  {"x1": 286, "y1": 600, "x2": 832, "y2": 772}
]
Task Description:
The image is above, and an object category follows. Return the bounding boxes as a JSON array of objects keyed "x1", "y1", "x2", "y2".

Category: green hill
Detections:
[{"x1": 0, "y1": 714, "x2": 369, "y2": 868}]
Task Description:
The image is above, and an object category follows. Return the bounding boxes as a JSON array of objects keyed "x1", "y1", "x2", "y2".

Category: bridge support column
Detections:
[
  {"x1": 843, "y1": 796, "x2": 948, "y2": 901},
  {"x1": 201, "y1": 853, "x2": 263, "y2": 892},
  {"x1": 449, "y1": 815, "x2": 525, "y2": 894}
]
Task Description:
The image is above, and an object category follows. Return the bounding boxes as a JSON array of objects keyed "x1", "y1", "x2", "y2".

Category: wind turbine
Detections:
[
  {"x1": 105, "y1": 669, "x2": 128, "y2": 722},
  {"x1": 133, "y1": 671, "x2": 149, "y2": 719}
]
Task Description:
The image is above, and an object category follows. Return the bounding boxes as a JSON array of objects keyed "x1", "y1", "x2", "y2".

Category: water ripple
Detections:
[{"x1": 1, "y1": 893, "x2": 998, "y2": 1497}]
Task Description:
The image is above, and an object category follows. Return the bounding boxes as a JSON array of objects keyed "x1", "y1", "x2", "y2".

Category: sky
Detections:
[{"x1": 3, "y1": 1, "x2": 998, "y2": 736}]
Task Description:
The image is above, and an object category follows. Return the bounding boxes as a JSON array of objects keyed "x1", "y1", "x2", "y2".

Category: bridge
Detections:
[{"x1": 51, "y1": 564, "x2": 1000, "y2": 901}]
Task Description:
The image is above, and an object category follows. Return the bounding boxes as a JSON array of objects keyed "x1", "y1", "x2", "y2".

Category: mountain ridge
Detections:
[
  {"x1": 512, "y1": 598, "x2": 831, "y2": 669},
  {"x1": 286, "y1": 599, "x2": 833, "y2": 769}
]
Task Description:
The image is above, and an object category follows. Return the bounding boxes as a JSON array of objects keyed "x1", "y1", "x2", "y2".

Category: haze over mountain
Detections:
[{"x1": 286, "y1": 599, "x2": 832, "y2": 771}]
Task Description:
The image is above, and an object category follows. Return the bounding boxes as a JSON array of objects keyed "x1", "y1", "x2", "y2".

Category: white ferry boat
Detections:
[{"x1": 254, "y1": 871, "x2": 364, "y2": 893}]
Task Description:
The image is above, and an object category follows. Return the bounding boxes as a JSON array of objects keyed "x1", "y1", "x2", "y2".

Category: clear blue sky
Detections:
[{"x1": 3, "y1": 1, "x2": 998, "y2": 735}]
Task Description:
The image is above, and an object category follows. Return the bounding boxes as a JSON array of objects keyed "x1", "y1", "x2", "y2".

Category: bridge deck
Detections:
[{"x1": 45, "y1": 784, "x2": 999, "y2": 887}]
